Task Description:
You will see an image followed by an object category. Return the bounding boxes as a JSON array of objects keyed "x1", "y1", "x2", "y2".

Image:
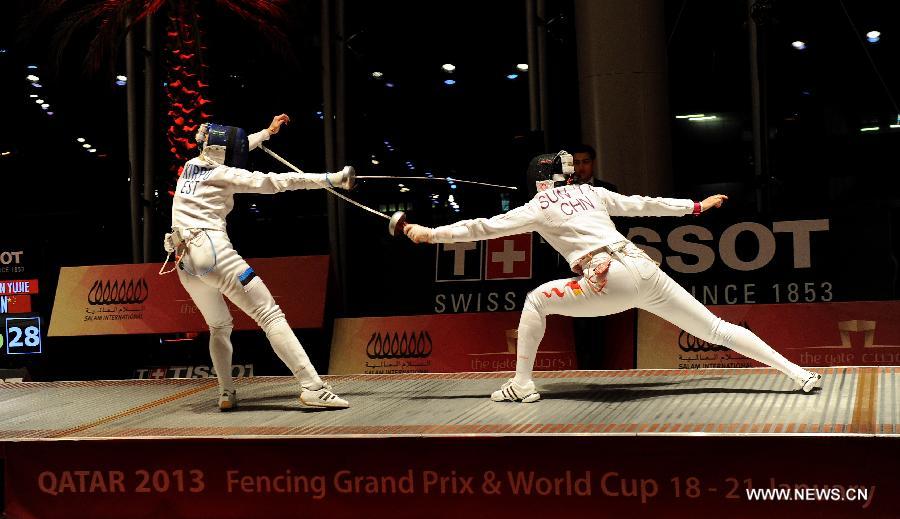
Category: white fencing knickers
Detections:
[
  {"x1": 513, "y1": 240, "x2": 811, "y2": 385},
  {"x1": 176, "y1": 229, "x2": 324, "y2": 392}
]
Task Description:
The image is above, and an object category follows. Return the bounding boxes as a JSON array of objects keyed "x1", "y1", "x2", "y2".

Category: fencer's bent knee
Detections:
[
  {"x1": 524, "y1": 289, "x2": 544, "y2": 312},
  {"x1": 209, "y1": 322, "x2": 233, "y2": 336},
  {"x1": 239, "y1": 275, "x2": 286, "y2": 330}
]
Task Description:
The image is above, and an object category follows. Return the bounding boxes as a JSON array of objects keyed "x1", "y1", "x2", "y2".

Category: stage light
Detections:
[
  {"x1": 791, "y1": 41, "x2": 807, "y2": 50},
  {"x1": 35, "y1": 99, "x2": 44, "y2": 104},
  {"x1": 26, "y1": 65, "x2": 37, "y2": 69},
  {"x1": 441, "y1": 63, "x2": 456, "y2": 72},
  {"x1": 444, "y1": 79, "x2": 456, "y2": 86},
  {"x1": 688, "y1": 115, "x2": 717, "y2": 121},
  {"x1": 385, "y1": 82, "x2": 395, "y2": 88},
  {"x1": 115, "y1": 80, "x2": 126, "y2": 87},
  {"x1": 1, "y1": 151, "x2": 11, "y2": 156},
  {"x1": 516, "y1": 63, "x2": 528, "y2": 71},
  {"x1": 77, "y1": 138, "x2": 86, "y2": 143},
  {"x1": 116, "y1": 75, "x2": 127, "y2": 81},
  {"x1": 371, "y1": 159, "x2": 379, "y2": 165},
  {"x1": 26, "y1": 74, "x2": 39, "y2": 82},
  {"x1": 866, "y1": 30, "x2": 880, "y2": 43},
  {"x1": 88, "y1": 149, "x2": 97, "y2": 153},
  {"x1": 371, "y1": 71, "x2": 383, "y2": 78},
  {"x1": 506, "y1": 73, "x2": 519, "y2": 80},
  {"x1": 29, "y1": 94, "x2": 37, "y2": 98},
  {"x1": 41, "y1": 103, "x2": 49, "y2": 109},
  {"x1": 859, "y1": 126, "x2": 879, "y2": 132},
  {"x1": 31, "y1": 83, "x2": 42, "y2": 88},
  {"x1": 675, "y1": 114, "x2": 704, "y2": 119},
  {"x1": 83, "y1": 143, "x2": 92, "y2": 148},
  {"x1": 46, "y1": 112, "x2": 54, "y2": 116}
]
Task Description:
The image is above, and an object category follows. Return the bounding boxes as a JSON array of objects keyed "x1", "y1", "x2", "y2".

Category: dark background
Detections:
[{"x1": 1, "y1": 0, "x2": 899, "y2": 380}]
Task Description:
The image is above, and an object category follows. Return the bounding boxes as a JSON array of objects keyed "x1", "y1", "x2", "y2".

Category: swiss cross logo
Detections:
[
  {"x1": 149, "y1": 367, "x2": 167, "y2": 379},
  {"x1": 485, "y1": 234, "x2": 532, "y2": 280},
  {"x1": 435, "y1": 234, "x2": 533, "y2": 281}
]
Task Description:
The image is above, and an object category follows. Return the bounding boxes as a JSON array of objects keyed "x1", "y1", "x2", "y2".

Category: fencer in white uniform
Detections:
[
  {"x1": 403, "y1": 152, "x2": 823, "y2": 403},
  {"x1": 164, "y1": 114, "x2": 352, "y2": 410}
]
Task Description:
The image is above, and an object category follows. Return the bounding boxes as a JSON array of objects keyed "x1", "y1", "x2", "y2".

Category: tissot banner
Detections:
[
  {"x1": 328, "y1": 312, "x2": 577, "y2": 375},
  {"x1": 619, "y1": 215, "x2": 895, "y2": 305},
  {"x1": 48, "y1": 256, "x2": 329, "y2": 336},
  {"x1": 637, "y1": 300, "x2": 900, "y2": 369}
]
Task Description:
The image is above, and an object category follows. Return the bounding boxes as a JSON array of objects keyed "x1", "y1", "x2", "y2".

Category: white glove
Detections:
[
  {"x1": 163, "y1": 230, "x2": 185, "y2": 254},
  {"x1": 404, "y1": 224, "x2": 435, "y2": 244},
  {"x1": 163, "y1": 233, "x2": 177, "y2": 253}
]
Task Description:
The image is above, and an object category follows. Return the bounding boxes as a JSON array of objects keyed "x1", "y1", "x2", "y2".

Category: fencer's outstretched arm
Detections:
[
  {"x1": 600, "y1": 187, "x2": 697, "y2": 217},
  {"x1": 405, "y1": 204, "x2": 538, "y2": 244},
  {"x1": 219, "y1": 167, "x2": 340, "y2": 195},
  {"x1": 600, "y1": 187, "x2": 728, "y2": 217}
]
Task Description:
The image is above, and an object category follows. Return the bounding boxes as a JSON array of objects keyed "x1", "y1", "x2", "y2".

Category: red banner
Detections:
[
  {"x1": 48, "y1": 256, "x2": 329, "y2": 336},
  {"x1": 329, "y1": 312, "x2": 577, "y2": 374},
  {"x1": 638, "y1": 300, "x2": 900, "y2": 369},
  {"x1": 0, "y1": 295, "x2": 31, "y2": 313},
  {"x1": 3, "y1": 436, "x2": 897, "y2": 518},
  {"x1": 0, "y1": 279, "x2": 38, "y2": 295}
]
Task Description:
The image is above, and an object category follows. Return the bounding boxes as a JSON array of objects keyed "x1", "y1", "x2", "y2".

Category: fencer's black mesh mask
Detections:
[
  {"x1": 197, "y1": 123, "x2": 249, "y2": 168},
  {"x1": 525, "y1": 150, "x2": 575, "y2": 196}
]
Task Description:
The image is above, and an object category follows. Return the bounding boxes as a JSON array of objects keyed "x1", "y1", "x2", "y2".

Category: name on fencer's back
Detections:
[
  {"x1": 178, "y1": 164, "x2": 214, "y2": 195},
  {"x1": 536, "y1": 185, "x2": 596, "y2": 216}
]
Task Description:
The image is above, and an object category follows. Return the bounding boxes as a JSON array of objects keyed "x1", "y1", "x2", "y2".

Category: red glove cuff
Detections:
[{"x1": 692, "y1": 202, "x2": 702, "y2": 216}]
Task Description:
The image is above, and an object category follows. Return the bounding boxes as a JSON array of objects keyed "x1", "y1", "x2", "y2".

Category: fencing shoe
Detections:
[
  {"x1": 796, "y1": 371, "x2": 823, "y2": 393},
  {"x1": 491, "y1": 378, "x2": 541, "y2": 403},
  {"x1": 300, "y1": 382, "x2": 350, "y2": 409},
  {"x1": 218, "y1": 388, "x2": 237, "y2": 411}
]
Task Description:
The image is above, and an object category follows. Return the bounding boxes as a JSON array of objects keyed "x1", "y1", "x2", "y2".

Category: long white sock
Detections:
[
  {"x1": 717, "y1": 321, "x2": 808, "y2": 380},
  {"x1": 209, "y1": 326, "x2": 235, "y2": 391},
  {"x1": 264, "y1": 318, "x2": 323, "y2": 388},
  {"x1": 514, "y1": 301, "x2": 545, "y2": 385}
]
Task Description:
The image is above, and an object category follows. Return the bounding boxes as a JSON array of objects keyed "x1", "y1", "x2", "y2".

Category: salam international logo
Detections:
[
  {"x1": 87, "y1": 279, "x2": 150, "y2": 306},
  {"x1": 366, "y1": 331, "x2": 433, "y2": 359}
]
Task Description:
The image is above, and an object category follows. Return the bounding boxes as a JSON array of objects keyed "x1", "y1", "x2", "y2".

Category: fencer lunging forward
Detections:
[
  {"x1": 164, "y1": 114, "x2": 352, "y2": 410},
  {"x1": 403, "y1": 153, "x2": 822, "y2": 403}
]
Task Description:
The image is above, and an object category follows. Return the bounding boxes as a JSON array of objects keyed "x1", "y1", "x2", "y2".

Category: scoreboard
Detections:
[{"x1": 1, "y1": 279, "x2": 41, "y2": 355}]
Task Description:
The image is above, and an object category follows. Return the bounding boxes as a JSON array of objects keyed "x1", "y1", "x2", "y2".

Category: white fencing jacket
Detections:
[
  {"x1": 433, "y1": 184, "x2": 697, "y2": 269},
  {"x1": 171, "y1": 129, "x2": 325, "y2": 231}
]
